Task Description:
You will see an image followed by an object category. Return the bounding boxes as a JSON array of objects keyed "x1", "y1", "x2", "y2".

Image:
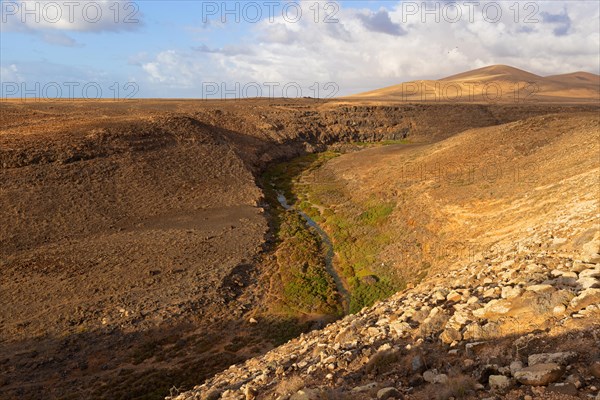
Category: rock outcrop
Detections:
[{"x1": 169, "y1": 228, "x2": 600, "y2": 399}]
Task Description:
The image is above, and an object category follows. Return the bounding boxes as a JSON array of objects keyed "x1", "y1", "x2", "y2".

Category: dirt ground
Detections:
[{"x1": 1, "y1": 99, "x2": 598, "y2": 399}]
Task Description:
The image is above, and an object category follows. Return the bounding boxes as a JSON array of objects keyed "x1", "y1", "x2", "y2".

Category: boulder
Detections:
[
  {"x1": 489, "y1": 375, "x2": 513, "y2": 391},
  {"x1": 590, "y1": 361, "x2": 600, "y2": 378},
  {"x1": 440, "y1": 327, "x2": 462, "y2": 344},
  {"x1": 514, "y1": 363, "x2": 564, "y2": 386},
  {"x1": 446, "y1": 290, "x2": 463, "y2": 302},
  {"x1": 423, "y1": 370, "x2": 448, "y2": 384},
  {"x1": 570, "y1": 289, "x2": 600, "y2": 311},
  {"x1": 528, "y1": 352, "x2": 578, "y2": 366},
  {"x1": 577, "y1": 277, "x2": 600, "y2": 289},
  {"x1": 579, "y1": 268, "x2": 600, "y2": 279},
  {"x1": 547, "y1": 382, "x2": 578, "y2": 396},
  {"x1": 377, "y1": 387, "x2": 402, "y2": 400},
  {"x1": 510, "y1": 360, "x2": 524, "y2": 375},
  {"x1": 501, "y1": 286, "x2": 523, "y2": 299},
  {"x1": 290, "y1": 388, "x2": 319, "y2": 400}
]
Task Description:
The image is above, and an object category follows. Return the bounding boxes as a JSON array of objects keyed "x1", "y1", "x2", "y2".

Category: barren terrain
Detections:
[{"x1": 1, "y1": 66, "x2": 599, "y2": 399}]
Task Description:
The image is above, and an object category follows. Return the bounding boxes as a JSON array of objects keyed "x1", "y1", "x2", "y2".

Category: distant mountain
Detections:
[{"x1": 351, "y1": 65, "x2": 600, "y2": 102}]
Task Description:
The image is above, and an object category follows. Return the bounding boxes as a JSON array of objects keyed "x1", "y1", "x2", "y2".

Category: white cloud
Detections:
[
  {"x1": 0, "y1": 64, "x2": 23, "y2": 82},
  {"x1": 1, "y1": 0, "x2": 142, "y2": 33},
  {"x1": 140, "y1": 1, "x2": 600, "y2": 96}
]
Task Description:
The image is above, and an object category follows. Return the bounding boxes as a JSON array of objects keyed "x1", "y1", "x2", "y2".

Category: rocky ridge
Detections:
[{"x1": 169, "y1": 226, "x2": 600, "y2": 400}]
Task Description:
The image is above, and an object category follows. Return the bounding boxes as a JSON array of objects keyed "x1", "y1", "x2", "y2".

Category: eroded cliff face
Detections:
[{"x1": 0, "y1": 99, "x2": 598, "y2": 399}]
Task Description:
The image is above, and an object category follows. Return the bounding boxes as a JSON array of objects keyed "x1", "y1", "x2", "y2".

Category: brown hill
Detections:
[
  {"x1": 440, "y1": 64, "x2": 543, "y2": 82},
  {"x1": 352, "y1": 64, "x2": 600, "y2": 103}
]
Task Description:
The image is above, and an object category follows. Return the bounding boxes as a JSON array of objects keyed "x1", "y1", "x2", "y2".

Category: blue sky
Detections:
[{"x1": 1, "y1": 0, "x2": 599, "y2": 98}]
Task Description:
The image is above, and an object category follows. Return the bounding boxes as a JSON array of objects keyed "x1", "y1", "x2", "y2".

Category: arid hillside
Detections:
[
  {"x1": 352, "y1": 65, "x2": 600, "y2": 103},
  {"x1": 172, "y1": 111, "x2": 600, "y2": 400},
  {"x1": 0, "y1": 92, "x2": 598, "y2": 400}
]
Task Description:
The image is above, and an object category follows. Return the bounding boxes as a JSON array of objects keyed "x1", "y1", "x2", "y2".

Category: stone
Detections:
[
  {"x1": 472, "y1": 300, "x2": 511, "y2": 318},
  {"x1": 501, "y1": 286, "x2": 523, "y2": 299},
  {"x1": 351, "y1": 383, "x2": 377, "y2": 393},
  {"x1": 552, "y1": 237, "x2": 568, "y2": 247},
  {"x1": 433, "y1": 290, "x2": 448, "y2": 301},
  {"x1": 547, "y1": 382, "x2": 578, "y2": 396},
  {"x1": 440, "y1": 328, "x2": 462, "y2": 344},
  {"x1": 248, "y1": 317, "x2": 258, "y2": 324},
  {"x1": 551, "y1": 269, "x2": 576, "y2": 278},
  {"x1": 514, "y1": 363, "x2": 564, "y2": 386},
  {"x1": 528, "y1": 352, "x2": 578, "y2": 366},
  {"x1": 489, "y1": 375, "x2": 513, "y2": 391},
  {"x1": 411, "y1": 355, "x2": 425, "y2": 373},
  {"x1": 526, "y1": 284, "x2": 554, "y2": 293},
  {"x1": 244, "y1": 386, "x2": 258, "y2": 400},
  {"x1": 578, "y1": 277, "x2": 600, "y2": 289},
  {"x1": 581, "y1": 235, "x2": 600, "y2": 263},
  {"x1": 465, "y1": 341, "x2": 486, "y2": 357},
  {"x1": 590, "y1": 361, "x2": 600, "y2": 378},
  {"x1": 390, "y1": 321, "x2": 411, "y2": 336},
  {"x1": 510, "y1": 360, "x2": 524, "y2": 375},
  {"x1": 423, "y1": 370, "x2": 448, "y2": 384},
  {"x1": 552, "y1": 305, "x2": 567, "y2": 315},
  {"x1": 446, "y1": 291, "x2": 462, "y2": 302},
  {"x1": 570, "y1": 288, "x2": 600, "y2": 311},
  {"x1": 483, "y1": 287, "x2": 499, "y2": 299},
  {"x1": 571, "y1": 262, "x2": 590, "y2": 273},
  {"x1": 561, "y1": 271, "x2": 578, "y2": 279},
  {"x1": 579, "y1": 268, "x2": 600, "y2": 279},
  {"x1": 377, "y1": 387, "x2": 402, "y2": 400}
]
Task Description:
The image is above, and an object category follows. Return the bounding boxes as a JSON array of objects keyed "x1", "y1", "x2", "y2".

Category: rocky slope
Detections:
[
  {"x1": 170, "y1": 239, "x2": 600, "y2": 400},
  {"x1": 168, "y1": 112, "x2": 600, "y2": 400}
]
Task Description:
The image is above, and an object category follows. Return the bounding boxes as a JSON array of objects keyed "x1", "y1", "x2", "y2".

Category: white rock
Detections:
[
  {"x1": 514, "y1": 363, "x2": 564, "y2": 386},
  {"x1": 528, "y1": 352, "x2": 578, "y2": 366},
  {"x1": 577, "y1": 277, "x2": 600, "y2": 289},
  {"x1": 579, "y1": 268, "x2": 600, "y2": 279},
  {"x1": 489, "y1": 375, "x2": 513, "y2": 390},
  {"x1": 570, "y1": 288, "x2": 600, "y2": 311},
  {"x1": 501, "y1": 286, "x2": 523, "y2": 299},
  {"x1": 526, "y1": 284, "x2": 554, "y2": 293},
  {"x1": 510, "y1": 360, "x2": 524, "y2": 375}
]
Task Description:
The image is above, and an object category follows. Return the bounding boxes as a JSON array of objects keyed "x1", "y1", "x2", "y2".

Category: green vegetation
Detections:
[
  {"x1": 349, "y1": 277, "x2": 397, "y2": 314},
  {"x1": 316, "y1": 201, "x2": 402, "y2": 313},
  {"x1": 276, "y1": 210, "x2": 340, "y2": 315},
  {"x1": 263, "y1": 147, "x2": 408, "y2": 316},
  {"x1": 262, "y1": 152, "x2": 343, "y2": 316}
]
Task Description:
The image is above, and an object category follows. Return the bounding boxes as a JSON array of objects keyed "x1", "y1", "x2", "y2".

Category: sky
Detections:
[{"x1": 1, "y1": 0, "x2": 599, "y2": 98}]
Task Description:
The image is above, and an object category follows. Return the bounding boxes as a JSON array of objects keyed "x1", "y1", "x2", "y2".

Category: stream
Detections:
[{"x1": 276, "y1": 192, "x2": 350, "y2": 313}]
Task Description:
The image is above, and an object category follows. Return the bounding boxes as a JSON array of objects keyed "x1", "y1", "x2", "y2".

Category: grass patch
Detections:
[
  {"x1": 276, "y1": 210, "x2": 340, "y2": 315},
  {"x1": 263, "y1": 147, "x2": 409, "y2": 316},
  {"x1": 349, "y1": 277, "x2": 397, "y2": 314}
]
